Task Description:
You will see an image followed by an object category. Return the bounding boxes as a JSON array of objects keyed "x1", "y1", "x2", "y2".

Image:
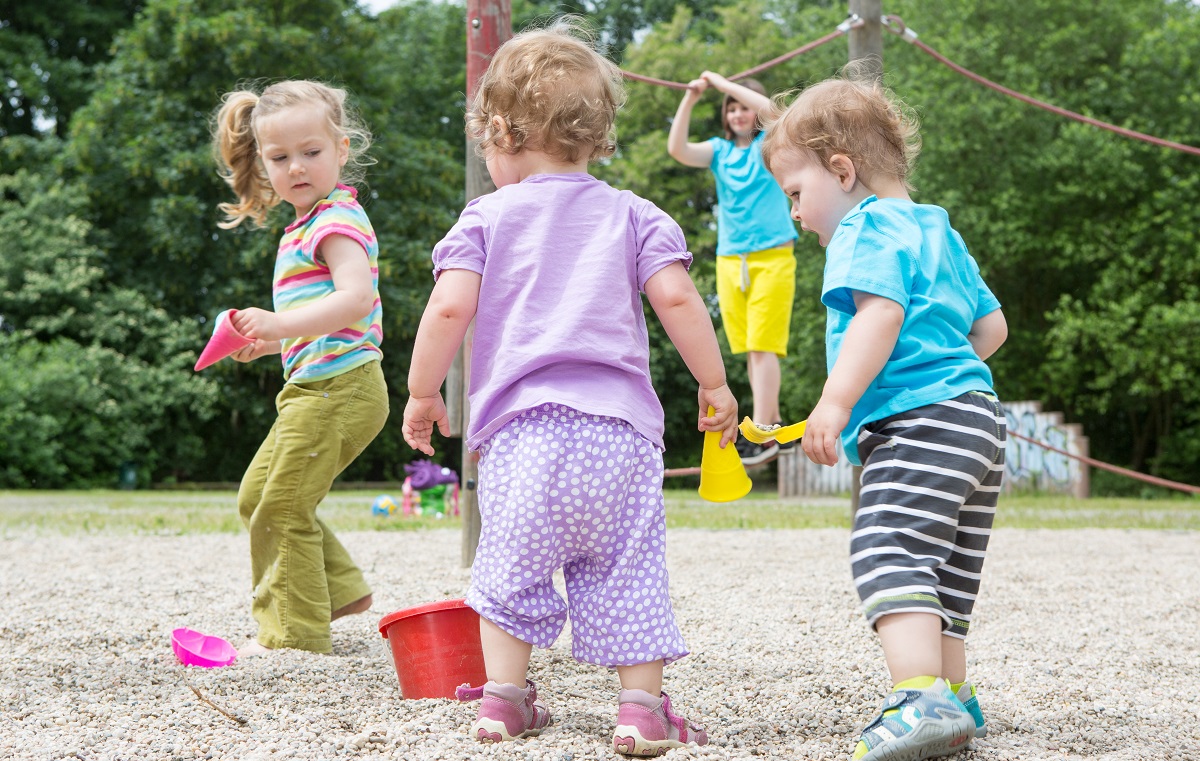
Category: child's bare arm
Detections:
[
  {"x1": 231, "y1": 235, "x2": 375, "y2": 341},
  {"x1": 701, "y1": 71, "x2": 772, "y2": 114},
  {"x1": 804, "y1": 292, "x2": 904, "y2": 466},
  {"x1": 968, "y1": 308, "x2": 1008, "y2": 361},
  {"x1": 644, "y1": 261, "x2": 738, "y2": 445},
  {"x1": 667, "y1": 80, "x2": 715, "y2": 168},
  {"x1": 407, "y1": 269, "x2": 481, "y2": 396},
  {"x1": 402, "y1": 269, "x2": 482, "y2": 455}
]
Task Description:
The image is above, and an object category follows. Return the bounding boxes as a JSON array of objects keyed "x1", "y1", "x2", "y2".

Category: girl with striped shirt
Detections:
[{"x1": 212, "y1": 80, "x2": 387, "y2": 656}]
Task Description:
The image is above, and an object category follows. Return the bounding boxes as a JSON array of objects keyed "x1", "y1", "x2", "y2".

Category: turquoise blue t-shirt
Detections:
[
  {"x1": 708, "y1": 132, "x2": 798, "y2": 256},
  {"x1": 822, "y1": 196, "x2": 1001, "y2": 465}
]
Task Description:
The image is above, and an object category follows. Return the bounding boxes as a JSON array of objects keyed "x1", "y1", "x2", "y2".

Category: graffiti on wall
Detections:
[
  {"x1": 1002, "y1": 401, "x2": 1088, "y2": 497},
  {"x1": 778, "y1": 400, "x2": 1089, "y2": 498}
]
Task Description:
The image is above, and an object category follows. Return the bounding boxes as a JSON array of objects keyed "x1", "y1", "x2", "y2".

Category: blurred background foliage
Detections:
[{"x1": 1, "y1": 0, "x2": 1197, "y2": 492}]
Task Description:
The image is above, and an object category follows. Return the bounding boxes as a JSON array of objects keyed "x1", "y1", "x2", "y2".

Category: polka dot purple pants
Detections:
[{"x1": 466, "y1": 404, "x2": 689, "y2": 668}]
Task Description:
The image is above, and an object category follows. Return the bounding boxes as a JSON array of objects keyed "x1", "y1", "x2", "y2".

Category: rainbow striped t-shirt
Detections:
[{"x1": 273, "y1": 184, "x2": 382, "y2": 383}]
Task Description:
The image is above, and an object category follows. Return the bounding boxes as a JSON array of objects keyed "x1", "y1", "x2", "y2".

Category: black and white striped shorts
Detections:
[{"x1": 851, "y1": 391, "x2": 1006, "y2": 639}]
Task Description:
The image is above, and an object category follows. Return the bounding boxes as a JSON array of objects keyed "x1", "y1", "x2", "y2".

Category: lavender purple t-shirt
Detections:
[{"x1": 431, "y1": 173, "x2": 692, "y2": 451}]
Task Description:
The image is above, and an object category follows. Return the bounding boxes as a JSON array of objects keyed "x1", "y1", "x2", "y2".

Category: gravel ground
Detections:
[{"x1": 2, "y1": 527, "x2": 1198, "y2": 760}]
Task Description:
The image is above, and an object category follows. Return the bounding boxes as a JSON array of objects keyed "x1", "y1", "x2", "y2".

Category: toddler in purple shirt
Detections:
[{"x1": 401, "y1": 17, "x2": 739, "y2": 757}]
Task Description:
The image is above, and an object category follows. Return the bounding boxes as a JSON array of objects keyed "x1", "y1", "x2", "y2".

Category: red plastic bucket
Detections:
[{"x1": 378, "y1": 598, "x2": 487, "y2": 699}]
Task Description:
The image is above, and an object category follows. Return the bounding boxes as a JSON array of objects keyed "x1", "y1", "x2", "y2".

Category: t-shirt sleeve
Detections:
[
  {"x1": 635, "y1": 202, "x2": 692, "y2": 292},
  {"x1": 310, "y1": 202, "x2": 372, "y2": 262},
  {"x1": 971, "y1": 259, "x2": 1002, "y2": 319},
  {"x1": 821, "y1": 214, "x2": 915, "y2": 315},
  {"x1": 707, "y1": 137, "x2": 728, "y2": 169},
  {"x1": 431, "y1": 201, "x2": 488, "y2": 280}
]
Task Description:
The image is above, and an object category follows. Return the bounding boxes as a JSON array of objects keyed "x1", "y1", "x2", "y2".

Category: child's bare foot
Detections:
[
  {"x1": 237, "y1": 640, "x2": 272, "y2": 658},
  {"x1": 332, "y1": 593, "x2": 372, "y2": 621}
]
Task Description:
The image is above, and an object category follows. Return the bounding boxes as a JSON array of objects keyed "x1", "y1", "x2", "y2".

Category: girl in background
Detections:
[{"x1": 668, "y1": 71, "x2": 798, "y2": 464}]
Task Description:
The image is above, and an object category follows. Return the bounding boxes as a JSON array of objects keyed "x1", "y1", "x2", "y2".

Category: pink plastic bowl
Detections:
[{"x1": 171, "y1": 627, "x2": 237, "y2": 668}]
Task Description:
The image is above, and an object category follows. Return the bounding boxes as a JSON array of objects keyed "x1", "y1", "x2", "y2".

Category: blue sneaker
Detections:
[
  {"x1": 852, "y1": 678, "x2": 975, "y2": 761},
  {"x1": 955, "y1": 682, "x2": 987, "y2": 738}
]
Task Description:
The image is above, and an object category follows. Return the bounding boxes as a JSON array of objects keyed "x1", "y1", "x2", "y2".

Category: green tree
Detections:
[
  {"x1": 512, "y1": 0, "x2": 728, "y2": 59},
  {"x1": 62, "y1": 0, "x2": 465, "y2": 481},
  {"x1": 0, "y1": 170, "x2": 217, "y2": 487},
  {"x1": 610, "y1": 0, "x2": 1200, "y2": 485},
  {"x1": 877, "y1": 0, "x2": 1200, "y2": 484},
  {"x1": 0, "y1": 0, "x2": 144, "y2": 139}
]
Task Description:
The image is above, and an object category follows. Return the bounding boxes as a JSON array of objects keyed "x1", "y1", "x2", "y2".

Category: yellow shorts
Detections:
[{"x1": 715, "y1": 242, "x2": 796, "y2": 356}]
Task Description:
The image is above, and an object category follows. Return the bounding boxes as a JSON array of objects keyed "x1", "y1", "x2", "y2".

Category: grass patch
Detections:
[
  {"x1": 1, "y1": 488, "x2": 1197, "y2": 536},
  {"x1": 0, "y1": 490, "x2": 452, "y2": 536}
]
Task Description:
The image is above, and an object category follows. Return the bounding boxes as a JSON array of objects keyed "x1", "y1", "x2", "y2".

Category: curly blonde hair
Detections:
[
  {"x1": 466, "y1": 16, "x2": 625, "y2": 164},
  {"x1": 212, "y1": 80, "x2": 373, "y2": 229},
  {"x1": 761, "y1": 75, "x2": 921, "y2": 191}
]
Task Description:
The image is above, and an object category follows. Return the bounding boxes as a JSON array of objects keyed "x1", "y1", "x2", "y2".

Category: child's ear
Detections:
[
  {"x1": 338, "y1": 135, "x2": 350, "y2": 167},
  {"x1": 490, "y1": 115, "x2": 512, "y2": 149},
  {"x1": 829, "y1": 154, "x2": 857, "y2": 191}
]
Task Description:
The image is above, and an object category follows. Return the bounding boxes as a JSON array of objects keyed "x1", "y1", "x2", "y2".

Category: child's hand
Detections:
[
  {"x1": 685, "y1": 78, "x2": 708, "y2": 101},
  {"x1": 700, "y1": 71, "x2": 727, "y2": 87},
  {"x1": 229, "y1": 339, "x2": 280, "y2": 363},
  {"x1": 801, "y1": 397, "x2": 852, "y2": 466},
  {"x1": 697, "y1": 384, "x2": 739, "y2": 448},
  {"x1": 231, "y1": 307, "x2": 285, "y2": 341},
  {"x1": 402, "y1": 394, "x2": 450, "y2": 456}
]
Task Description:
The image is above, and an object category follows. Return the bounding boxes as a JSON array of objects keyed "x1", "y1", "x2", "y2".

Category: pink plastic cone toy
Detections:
[
  {"x1": 171, "y1": 627, "x2": 237, "y2": 668},
  {"x1": 194, "y1": 309, "x2": 255, "y2": 371}
]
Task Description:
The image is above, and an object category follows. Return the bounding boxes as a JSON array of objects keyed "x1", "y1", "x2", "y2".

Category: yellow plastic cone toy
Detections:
[{"x1": 697, "y1": 406, "x2": 752, "y2": 502}]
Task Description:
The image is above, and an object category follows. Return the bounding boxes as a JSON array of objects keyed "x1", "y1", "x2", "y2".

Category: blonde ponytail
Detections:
[{"x1": 212, "y1": 90, "x2": 279, "y2": 229}]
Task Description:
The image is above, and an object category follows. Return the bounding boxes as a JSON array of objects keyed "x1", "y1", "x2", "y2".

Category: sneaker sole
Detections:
[
  {"x1": 612, "y1": 726, "x2": 686, "y2": 757},
  {"x1": 860, "y1": 715, "x2": 975, "y2": 761},
  {"x1": 472, "y1": 717, "x2": 545, "y2": 743}
]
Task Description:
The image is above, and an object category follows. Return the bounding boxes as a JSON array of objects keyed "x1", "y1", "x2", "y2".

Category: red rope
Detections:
[
  {"x1": 663, "y1": 465, "x2": 702, "y2": 478},
  {"x1": 1007, "y1": 429, "x2": 1200, "y2": 496},
  {"x1": 620, "y1": 20, "x2": 856, "y2": 91},
  {"x1": 726, "y1": 27, "x2": 853, "y2": 82},
  {"x1": 666, "y1": 430, "x2": 1200, "y2": 494},
  {"x1": 620, "y1": 70, "x2": 691, "y2": 90},
  {"x1": 883, "y1": 15, "x2": 1200, "y2": 157},
  {"x1": 663, "y1": 451, "x2": 779, "y2": 479}
]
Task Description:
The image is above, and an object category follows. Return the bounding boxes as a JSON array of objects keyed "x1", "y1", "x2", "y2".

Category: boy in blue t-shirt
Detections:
[{"x1": 762, "y1": 77, "x2": 1009, "y2": 761}]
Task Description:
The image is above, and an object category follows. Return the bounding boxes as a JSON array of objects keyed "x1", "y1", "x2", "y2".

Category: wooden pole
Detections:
[
  {"x1": 846, "y1": 0, "x2": 882, "y2": 513},
  {"x1": 848, "y1": 0, "x2": 883, "y2": 82},
  {"x1": 459, "y1": 0, "x2": 511, "y2": 568}
]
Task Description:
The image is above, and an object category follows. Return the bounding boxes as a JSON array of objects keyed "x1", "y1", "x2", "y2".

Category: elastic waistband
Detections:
[{"x1": 718, "y1": 241, "x2": 795, "y2": 259}]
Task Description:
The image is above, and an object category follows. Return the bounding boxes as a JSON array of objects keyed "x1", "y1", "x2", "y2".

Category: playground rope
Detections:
[
  {"x1": 619, "y1": 13, "x2": 1200, "y2": 157},
  {"x1": 1007, "y1": 429, "x2": 1200, "y2": 496},
  {"x1": 619, "y1": 16, "x2": 861, "y2": 90},
  {"x1": 881, "y1": 15, "x2": 1200, "y2": 157},
  {"x1": 667, "y1": 431, "x2": 1200, "y2": 496}
]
